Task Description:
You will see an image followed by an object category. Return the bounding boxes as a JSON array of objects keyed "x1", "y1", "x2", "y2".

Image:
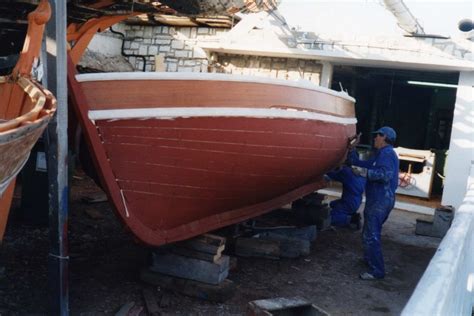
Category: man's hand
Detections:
[
  {"x1": 347, "y1": 133, "x2": 362, "y2": 149},
  {"x1": 351, "y1": 166, "x2": 368, "y2": 177}
]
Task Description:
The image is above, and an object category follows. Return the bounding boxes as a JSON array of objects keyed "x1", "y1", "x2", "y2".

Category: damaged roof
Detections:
[{"x1": 0, "y1": 0, "x2": 278, "y2": 68}]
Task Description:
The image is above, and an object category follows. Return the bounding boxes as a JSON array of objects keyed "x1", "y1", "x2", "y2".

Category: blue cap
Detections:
[{"x1": 372, "y1": 126, "x2": 396, "y2": 142}]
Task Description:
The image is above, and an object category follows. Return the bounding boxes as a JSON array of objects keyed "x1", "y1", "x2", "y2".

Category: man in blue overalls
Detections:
[
  {"x1": 348, "y1": 126, "x2": 399, "y2": 280},
  {"x1": 326, "y1": 166, "x2": 366, "y2": 229}
]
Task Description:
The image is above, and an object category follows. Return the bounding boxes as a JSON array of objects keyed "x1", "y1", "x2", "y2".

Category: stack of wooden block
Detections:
[
  {"x1": 141, "y1": 234, "x2": 235, "y2": 302},
  {"x1": 234, "y1": 225, "x2": 316, "y2": 259},
  {"x1": 150, "y1": 234, "x2": 229, "y2": 285}
]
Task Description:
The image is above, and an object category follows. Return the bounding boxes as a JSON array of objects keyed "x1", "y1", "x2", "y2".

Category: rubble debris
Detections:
[{"x1": 78, "y1": 49, "x2": 134, "y2": 73}]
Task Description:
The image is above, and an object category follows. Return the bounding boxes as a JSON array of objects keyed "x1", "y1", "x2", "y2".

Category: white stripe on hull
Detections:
[
  {"x1": 76, "y1": 72, "x2": 355, "y2": 102},
  {"x1": 88, "y1": 107, "x2": 357, "y2": 125}
]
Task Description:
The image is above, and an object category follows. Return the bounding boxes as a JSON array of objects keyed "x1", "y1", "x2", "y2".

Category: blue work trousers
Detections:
[
  {"x1": 330, "y1": 200, "x2": 353, "y2": 227},
  {"x1": 362, "y1": 197, "x2": 394, "y2": 278}
]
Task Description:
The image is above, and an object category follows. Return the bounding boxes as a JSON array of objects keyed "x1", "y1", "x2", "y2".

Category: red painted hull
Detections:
[{"x1": 68, "y1": 67, "x2": 356, "y2": 246}]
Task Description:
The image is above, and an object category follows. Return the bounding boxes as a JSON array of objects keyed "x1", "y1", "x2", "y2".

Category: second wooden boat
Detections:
[{"x1": 0, "y1": 0, "x2": 57, "y2": 240}]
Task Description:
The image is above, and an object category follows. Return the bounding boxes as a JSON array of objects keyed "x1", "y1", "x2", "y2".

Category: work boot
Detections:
[
  {"x1": 349, "y1": 213, "x2": 361, "y2": 230},
  {"x1": 359, "y1": 272, "x2": 381, "y2": 280}
]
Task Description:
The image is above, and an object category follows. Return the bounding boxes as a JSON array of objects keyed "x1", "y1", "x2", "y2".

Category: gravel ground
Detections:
[{"x1": 0, "y1": 171, "x2": 439, "y2": 315}]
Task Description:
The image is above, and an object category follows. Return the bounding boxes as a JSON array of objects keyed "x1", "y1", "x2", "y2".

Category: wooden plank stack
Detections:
[
  {"x1": 235, "y1": 225, "x2": 316, "y2": 259},
  {"x1": 141, "y1": 234, "x2": 235, "y2": 302}
]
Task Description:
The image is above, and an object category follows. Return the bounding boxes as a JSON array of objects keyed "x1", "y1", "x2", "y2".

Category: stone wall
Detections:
[
  {"x1": 122, "y1": 25, "x2": 227, "y2": 72},
  {"x1": 212, "y1": 53, "x2": 322, "y2": 85},
  {"x1": 120, "y1": 24, "x2": 323, "y2": 84}
]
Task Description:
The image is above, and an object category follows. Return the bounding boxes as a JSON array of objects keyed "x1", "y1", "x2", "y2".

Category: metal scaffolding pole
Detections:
[{"x1": 44, "y1": 0, "x2": 69, "y2": 314}]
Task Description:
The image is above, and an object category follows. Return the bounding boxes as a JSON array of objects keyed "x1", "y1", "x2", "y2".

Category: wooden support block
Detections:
[
  {"x1": 235, "y1": 237, "x2": 280, "y2": 259},
  {"x1": 140, "y1": 268, "x2": 235, "y2": 303},
  {"x1": 260, "y1": 232, "x2": 311, "y2": 258},
  {"x1": 196, "y1": 234, "x2": 226, "y2": 246},
  {"x1": 259, "y1": 225, "x2": 317, "y2": 242},
  {"x1": 150, "y1": 252, "x2": 229, "y2": 285},
  {"x1": 171, "y1": 246, "x2": 222, "y2": 262},
  {"x1": 177, "y1": 233, "x2": 226, "y2": 255}
]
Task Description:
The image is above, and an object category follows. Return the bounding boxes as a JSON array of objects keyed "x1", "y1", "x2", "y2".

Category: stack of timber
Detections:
[
  {"x1": 0, "y1": 0, "x2": 56, "y2": 241},
  {"x1": 140, "y1": 234, "x2": 235, "y2": 302},
  {"x1": 235, "y1": 225, "x2": 316, "y2": 259}
]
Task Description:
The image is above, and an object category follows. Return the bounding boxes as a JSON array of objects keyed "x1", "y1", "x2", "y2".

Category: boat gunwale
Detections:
[
  {"x1": 75, "y1": 72, "x2": 356, "y2": 103},
  {"x1": 0, "y1": 114, "x2": 51, "y2": 145},
  {"x1": 0, "y1": 76, "x2": 47, "y2": 132},
  {"x1": 88, "y1": 107, "x2": 358, "y2": 125}
]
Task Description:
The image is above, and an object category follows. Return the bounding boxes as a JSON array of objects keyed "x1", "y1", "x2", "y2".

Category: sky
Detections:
[{"x1": 278, "y1": 0, "x2": 473, "y2": 37}]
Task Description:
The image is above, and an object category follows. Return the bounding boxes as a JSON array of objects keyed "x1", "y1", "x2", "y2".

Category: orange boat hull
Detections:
[
  {"x1": 69, "y1": 69, "x2": 356, "y2": 246},
  {"x1": 0, "y1": 0, "x2": 55, "y2": 241}
]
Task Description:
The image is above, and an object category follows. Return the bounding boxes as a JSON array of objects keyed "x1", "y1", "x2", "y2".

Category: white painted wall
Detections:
[{"x1": 442, "y1": 71, "x2": 474, "y2": 210}]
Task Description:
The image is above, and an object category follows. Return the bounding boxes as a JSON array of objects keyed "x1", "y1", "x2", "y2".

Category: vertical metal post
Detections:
[{"x1": 44, "y1": 0, "x2": 69, "y2": 315}]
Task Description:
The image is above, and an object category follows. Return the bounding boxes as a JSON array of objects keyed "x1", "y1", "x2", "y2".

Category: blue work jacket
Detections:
[
  {"x1": 327, "y1": 166, "x2": 366, "y2": 213},
  {"x1": 349, "y1": 145, "x2": 399, "y2": 203}
]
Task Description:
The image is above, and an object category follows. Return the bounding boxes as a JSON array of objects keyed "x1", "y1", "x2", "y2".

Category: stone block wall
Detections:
[
  {"x1": 120, "y1": 24, "x2": 323, "y2": 84},
  {"x1": 122, "y1": 24, "x2": 227, "y2": 72},
  {"x1": 212, "y1": 53, "x2": 322, "y2": 85}
]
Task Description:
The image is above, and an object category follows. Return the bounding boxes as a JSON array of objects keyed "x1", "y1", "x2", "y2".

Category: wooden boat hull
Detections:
[
  {"x1": 69, "y1": 70, "x2": 356, "y2": 246},
  {"x1": 0, "y1": 77, "x2": 56, "y2": 241},
  {"x1": 0, "y1": 116, "x2": 51, "y2": 195},
  {"x1": 0, "y1": 115, "x2": 52, "y2": 238},
  {"x1": 0, "y1": 0, "x2": 54, "y2": 241}
]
